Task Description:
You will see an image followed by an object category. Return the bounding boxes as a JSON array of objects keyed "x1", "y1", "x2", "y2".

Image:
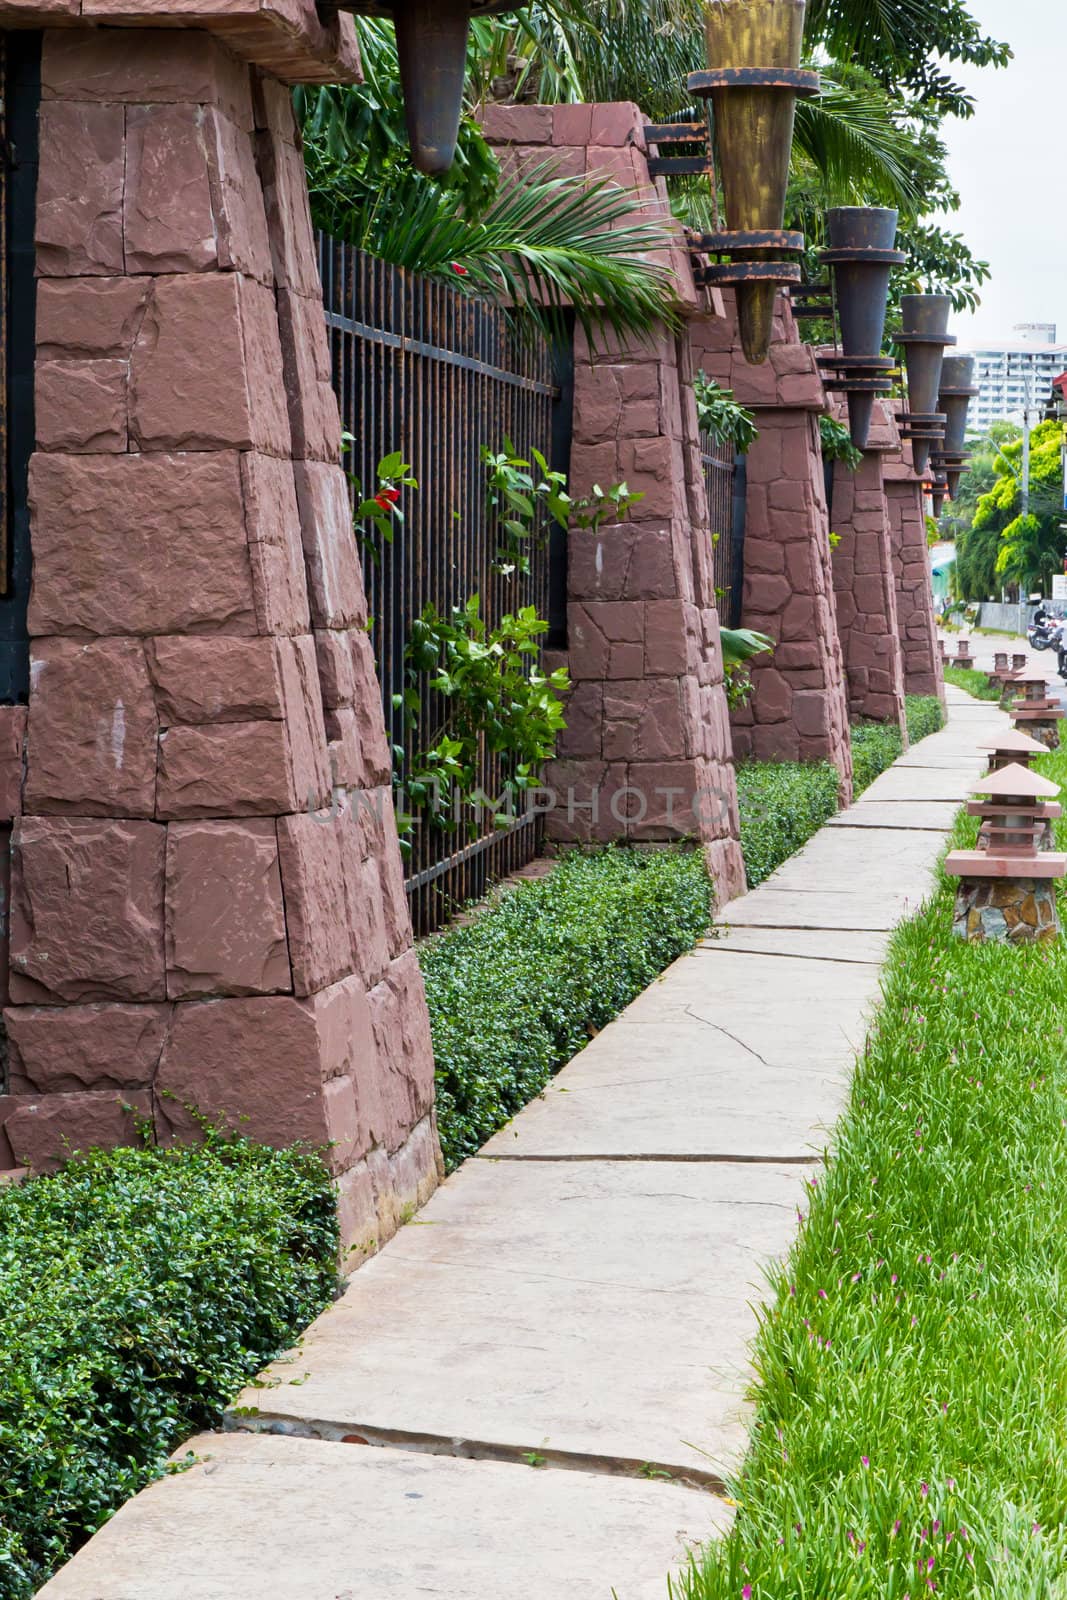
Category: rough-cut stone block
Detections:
[
  {"x1": 277, "y1": 810, "x2": 353, "y2": 997},
  {"x1": 365, "y1": 949, "x2": 435, "y2": 1153},
  {"x1": 156, "y1": 721, "x2": 296, "y2": 818},
  {"x1": 9, "y1": 817, "x2": 166, "y2": 1004},
  {"x1": 36, "y1": 102, "x2": 124, "y2": 276},
  {"x1": 41, "y1": 31, "x2": 255, "y2": 130},
  {"x1": 278, "y1": 633, "x2": 332, "y2": 809},
  {"x1": 3, "y1": 1090, "x2": 152, "y2": 1174},
  {"x1": 149, "y1": 636, "x2": 283, "y2": 724},
  {"x1": 205, "y1": 104, "x2": 274, "y2": 281},
  {"x1": 24, "y1": 638, "x2": 158, "y2": 818},
  {"x1": 241, "y1": 452, "x2": 311, "y2": 635},
  {"x1": 166, "y1": 819, "x2": 291, "y2": 999},
  {"x1": 478, "y1": 104, "x2": 553, "y2": 144},
  {"x1": 130, "y1": 274, "x2": 290, "y2": 455},
  {"x1": 155, "y1": 974, "x2": 375, "y2": 1152},
  {"x1": 348, "y1": 631, "x2": 392, "y2": 785},
  {"x1": 36, "y1": 277, "x2": 150, "y2": 360},
  {"x1": 0, "y1": 707, "x2": 26, "y2": 823},
  {"x1": 323, "y1": 1074, "x2": 362, "y2": 1173},
  {"x1": 315, "y1": 628, "x2": 356, "y2": 708},
  {"x1": 5, "y1": 1003, "x2": 171, "y2": 1093},
  {"x1": 276, "y1": 289, "x2": 342, "y2": 462},
  {"x1": 342, "y1": 839, "x2": 392, "y2": 991},
  {"x1": 35, "y1": 359, "x2": 127, "y2": 452},
  {"x1": 362, "y1": 791, "x2": 413, "y2": 960},
  {"x1": 602, "y1": 682, "x2": 685, "y2": 761},
  {"x1": 257, "y1": 123, "x2": 322, "y2": 295},
  {"x1": 123, "y1": 104, "x2": 219, "y2": 275},
  {"x1": 293, "y1": 461, "x2": 366, "y2": 627},
  {"x1": 28, "y1": 452, "x2": 257, "y2": 638}
]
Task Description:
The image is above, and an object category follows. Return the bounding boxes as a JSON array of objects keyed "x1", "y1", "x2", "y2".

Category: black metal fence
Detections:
[
  {"x1": 318, "y1": 238, "x2": 568, "y2": 935},
  {"x1": 701, "y1": 432, "x2": 746, "y2": 627}
]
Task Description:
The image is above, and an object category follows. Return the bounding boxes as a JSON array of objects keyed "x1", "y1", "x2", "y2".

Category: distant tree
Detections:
[{"x1": 955, "y1": 421, "x2": 1066, "y2": 596}]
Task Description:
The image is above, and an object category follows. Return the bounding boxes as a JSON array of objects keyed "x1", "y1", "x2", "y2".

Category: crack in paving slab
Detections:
[
  {"x1": 224, "y1": 1414, "x2": 730, "y2": 1495},
  {"x1": 476, "y1": 1152, "x2": 820, "y2": 1165}
]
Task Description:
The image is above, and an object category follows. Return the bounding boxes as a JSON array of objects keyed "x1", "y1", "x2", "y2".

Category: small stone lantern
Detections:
[
  {"x1": 975, "y1": 734, "x2": 1060, "y2": 848},
  {"x1": 952, "y1": 637, "x2": 973, "y2": 669},
  {"x1": 1010, "y1": 676, "x2": 1064, "y2": 749},
  {"x1": 979, "y1": 727, "x2": 1049, "y2": 773},
  {"x1": 946, "y1": 764, "x2": 1066, "y2": 943},
  {"x1": 1012, "y1": 654, "x2": 1028, "y2": 671}
]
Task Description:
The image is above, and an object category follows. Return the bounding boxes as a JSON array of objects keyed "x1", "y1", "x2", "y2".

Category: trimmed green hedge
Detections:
[
  {"x1": 0, "y1": 1136, "x2": 338, "y2": 1599},
  {"x1": 735, "y1": 760, "x2": 840, "y2": 888},
  {"x1": 905, "y1": 692, "x2": 945, "y2": 744},
  {"x1": 851, "y1": 694, "x2": 947, "y2": 796},
  {"x1": 422, "y1": 847, "x2": 713, "y2": 1169}
]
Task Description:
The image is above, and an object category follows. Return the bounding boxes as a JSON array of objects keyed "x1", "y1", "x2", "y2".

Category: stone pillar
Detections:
[
  {"x1": 829, "y1": 400, "x2": 907, "y2": 733},
  {"x1": 480, "y1": 103, "x2": 746, "y2": 907},
  {"x1": 0, "y1": 27, "x2": 441, "y2": 1260},
  {"x1": 885, "y1": 441, "x2": 945, "y2": 701},
  {"x1": 690, "y1": 291, "x2": 853, "y2": 798}
]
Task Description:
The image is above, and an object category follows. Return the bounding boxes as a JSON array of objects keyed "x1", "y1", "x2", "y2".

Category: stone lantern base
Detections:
[
  {"x1": 952, "y1": 878, "x2": 1060, "y2": 943},
  {"x1": 1014, "y1": 718, "x2": 1062, "y2": 750}
]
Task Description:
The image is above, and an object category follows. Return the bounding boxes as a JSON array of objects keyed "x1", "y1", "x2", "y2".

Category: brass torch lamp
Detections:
[{"x1": 687, "y1": 0, "x2": 818, "y2": 364}]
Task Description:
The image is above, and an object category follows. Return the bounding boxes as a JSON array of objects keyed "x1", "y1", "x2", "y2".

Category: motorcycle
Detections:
[{"x1": 1029, "y1": 618, "x2": 1057, "y2": 651}]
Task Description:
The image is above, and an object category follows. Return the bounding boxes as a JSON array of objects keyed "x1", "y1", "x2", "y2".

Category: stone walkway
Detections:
[{"x1": 39, "y1": 685, "x2": 1007, "y2": 1600}]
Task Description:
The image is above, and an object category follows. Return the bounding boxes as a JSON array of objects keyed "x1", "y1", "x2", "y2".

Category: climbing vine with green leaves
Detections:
[
  {"x1": 399, "y1": 598, "x2": 571, "y2": 833},
  {"x1": 819, "y1": 413, "x2": 863, "y2": 469},
  {"x1": 693, "y1": 372, "x2": 758, "y2": 453}
]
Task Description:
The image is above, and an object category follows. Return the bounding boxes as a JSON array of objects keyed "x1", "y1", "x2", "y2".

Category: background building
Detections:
[{"x1": 965, "y1": 323, "x2": 1067, "y2": 434}]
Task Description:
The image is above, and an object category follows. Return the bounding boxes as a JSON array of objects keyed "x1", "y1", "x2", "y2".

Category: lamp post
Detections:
[
  {"x1": 815, "y1": 207, "x2": 904, "y2": 451},
  {"x1": 894, "y1": 295, "x2": 956, "y2": 478},
  {"x1": 687, "y1": 0, "x2": 819, "y2": 365},
  {"x1": 326, "y1": 0, "x2": 528, "y2": 175}
]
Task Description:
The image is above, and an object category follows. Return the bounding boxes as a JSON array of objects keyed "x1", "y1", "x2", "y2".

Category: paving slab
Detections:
[
  {"x1": 698, "y1": 926, "x2": 889, "y2": 963},
  {"x1": 230, "y1": 1157, "x2": 811, "y2": 1482},
  {"x1": 718, "y1": 887, "x2": 917, "y2": 930},
  {"x1": 36, "y1": 1432, "x2": 730, "y2": 1600},
  {"x1": 825, "y1": 799, "x2": 958, "y2": 830},
  {"x1": 858, "y1": 765, "x2": 981, "y2": 803},
  {"x1": 615, "y1": 948, "x2": 879, "y2": 1069},
  {"x1": 479, "y1": 1018, "x2": 846, "y2": 1159},
  {"x1": 762, "y1": 826, "x2": 943, "y2": 896}
]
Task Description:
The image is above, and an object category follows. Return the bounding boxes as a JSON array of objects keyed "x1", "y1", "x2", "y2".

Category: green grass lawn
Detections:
[
  {"x1": 679, "y1": 747, "x2": 1067, "y2": 1598},
  {"x1": 943, "y1": 664, "x2": 1002, "y2": 701}
]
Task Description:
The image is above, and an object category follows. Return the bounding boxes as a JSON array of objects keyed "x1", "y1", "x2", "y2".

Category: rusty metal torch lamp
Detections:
[
  {"x1": 325, "y1": 0, "x2": 526, "y2": 175},
  {"x1": 930, "y1": 354, "x2": 979, "y2": 500},
  {"x1": 946, "y1": 764, "x2": 1066, "y2": 944},
  {"x1": 815, "y1": 207, "x2": 904, "y2": 450},
  {"x1": 894, "y1": 294, "x2": 956, "y2": 478},
  {"x1": 686, "y1": 0, "x2": 819, "y2": 365}
]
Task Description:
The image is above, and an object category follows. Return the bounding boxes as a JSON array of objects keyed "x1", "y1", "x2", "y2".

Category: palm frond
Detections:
[{"x1": 360, "y1": 162, "x2": 679, "y2": 344}]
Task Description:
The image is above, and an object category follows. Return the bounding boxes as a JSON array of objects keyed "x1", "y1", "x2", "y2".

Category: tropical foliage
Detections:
[
  {"x1": 299, "y1": 0, "x2": 1009, "y2": 329},
  {"x1": 693, "y1": 373, "x2": 758, "y2": 453},
  {"x1": 952, "y1": 421, "x2": 1065, "y2": 598}
]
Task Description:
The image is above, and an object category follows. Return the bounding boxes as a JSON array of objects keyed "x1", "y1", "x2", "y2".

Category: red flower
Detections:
[
  {"x1": 374, "y1": 490, "x2": 399, "y2": 512},
  {"x1": 450, "y1": 261, "x2": 470, "y2": 276}
]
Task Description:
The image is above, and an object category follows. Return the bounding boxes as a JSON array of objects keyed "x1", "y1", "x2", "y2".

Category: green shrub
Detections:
[
  {"x1": 422, "y1": 847, "x2": 713, "y2": 1169},
  {"x1": 849, "y1": 721, "x2": 903, "y2": 796},
  {"x1": 0, "y1": 1135, "x2": 338, "y2": 1598},
  {"x1": 850, "y1": 696, "x2": 947, "y2": 797},
  {"x1": 735, "y1": 761, "x2": 840, "y2": 888},
  {"x1": 904, "y1": 692, "x2": 945, "y2": 744}
]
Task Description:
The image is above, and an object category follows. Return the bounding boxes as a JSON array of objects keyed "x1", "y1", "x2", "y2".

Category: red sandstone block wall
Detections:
[
  {"x1": 829, "y1": 401, "x2": 907, "y2": 733},
  {"x1": 0, "y1": 30, "x2": 441, "y2": 1258},
  {"x1": 690, "y1": 292, "x2": 853, "y2": 794},
  {"x1": 885, "y1": 443, "x2": 945, "y2": 702},
  {"x1": 481, "y1": 102, "x2": 746, "y2": 905}
]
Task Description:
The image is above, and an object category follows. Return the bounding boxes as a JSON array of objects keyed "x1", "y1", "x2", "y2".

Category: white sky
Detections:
[{"x1": 937, "y1": 0, "x2": 1067, "y2": 348}]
